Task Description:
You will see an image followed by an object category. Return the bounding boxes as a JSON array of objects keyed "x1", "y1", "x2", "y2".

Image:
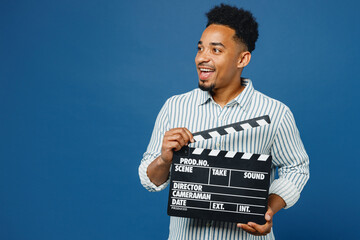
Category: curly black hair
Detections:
[{"x1": 206, "y1": 4, "x2": 259, "y2": 52}]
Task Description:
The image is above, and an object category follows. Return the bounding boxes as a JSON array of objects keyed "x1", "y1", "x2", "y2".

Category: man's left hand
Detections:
[{"x1": 237, "y1": 206, "x2": 273, "y2": 236}]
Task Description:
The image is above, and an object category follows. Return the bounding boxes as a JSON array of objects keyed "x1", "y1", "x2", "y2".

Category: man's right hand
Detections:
[
  {"x1": 147, "y1": 128, "x2": 194, "y2": 186},
  {"x1": 160, "y1": 128, "x2": 194, "y2": 164}
]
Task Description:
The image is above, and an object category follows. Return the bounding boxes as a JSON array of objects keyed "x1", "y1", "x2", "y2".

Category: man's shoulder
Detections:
[
  {"x1": 252, "y1": 88, "x2": 291, "y2": 112},
  {"x1": 165, "y1": 88, "x2": 203, "y2": 105},
  {"x1": 249, "y1": 88, "x2": 293, "y2": 124}
]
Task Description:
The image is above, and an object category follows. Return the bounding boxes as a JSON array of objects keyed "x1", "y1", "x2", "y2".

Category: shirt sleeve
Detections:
[
  {"x1": 138, "y1": 99, "x2": 171, "y2": 192},
  {"x1": 269, "y1": 108, "x2": 310, "y2": 209}
]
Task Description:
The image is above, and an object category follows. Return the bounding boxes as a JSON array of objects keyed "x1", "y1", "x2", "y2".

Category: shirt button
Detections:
[
  {"x1": 216, "y1": 143, "x2": 220, "y2": 148},
  {"x1": 206, "y1": 222, "x2": 211, "y2": 227}
]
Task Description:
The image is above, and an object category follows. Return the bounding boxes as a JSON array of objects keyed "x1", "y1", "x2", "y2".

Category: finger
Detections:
[
  {"x1": 164, "y1": 140, "x2": 183, "y2": 152},
  {"x1": 161, "y1": 141, "x2": 182, "y2": 162},
  {"x1": 265, "y1": 206, "x2": 274, "y2": 222},
  {"x1": 165, "y1": 129, "x2": 188, "y2": 145},
  {"x1": 167, "y1": 128, "x2": 193, "y2": 143},
  {"x1": 165, "y1": 133, "x2": 187, "y2": 148},
  {"x1": 174, "y1": 128, "x2": 193, "y2": 144},
  {"x1": 237, "y1": 223, "x2": 259, "y2": 235},
  {"x1": 247, "y1": 222, "x2": 272, "y2": 235},
  {"x1": 182, "y1": 128, "x2": 194, "y2": 143}
]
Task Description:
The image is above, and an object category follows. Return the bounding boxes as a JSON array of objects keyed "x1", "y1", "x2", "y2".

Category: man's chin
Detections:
[{"x1": 198, "y1": 82, "x2": 215, "y2": 92}]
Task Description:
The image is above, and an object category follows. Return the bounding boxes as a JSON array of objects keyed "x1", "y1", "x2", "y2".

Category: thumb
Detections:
[{"x1": 265, "y1": 206, "x2": 274, "y2": 222}]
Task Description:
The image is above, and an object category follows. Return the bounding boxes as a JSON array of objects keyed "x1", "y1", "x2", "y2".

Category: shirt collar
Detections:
[
  {"x1": 197, "y1": 78, "x2": 255, "y2": 111},
  {"x1": 198, "y1": 89, "x2": 212, "y2": 105},
  {"x1": 231, "y1": 78, "x2": 254, "y2": 111}
]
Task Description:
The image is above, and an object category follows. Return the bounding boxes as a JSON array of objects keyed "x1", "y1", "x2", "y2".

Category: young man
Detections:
[{"x1": 139, "y1": 4, "x2": 309, "y2": 239}]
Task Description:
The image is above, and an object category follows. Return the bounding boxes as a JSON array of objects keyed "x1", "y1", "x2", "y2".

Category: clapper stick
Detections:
[
  {"x1": 167, "y1": 115, "x2": 272, "y2": 224},
  {"x1": 192, "y1": 115, "x2": 270, "y2": 142}
]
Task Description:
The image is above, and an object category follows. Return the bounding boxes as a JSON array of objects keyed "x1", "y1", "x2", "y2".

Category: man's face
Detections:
[{"x1": 195, "y1": 24, "x2": 243, "y2": 92}]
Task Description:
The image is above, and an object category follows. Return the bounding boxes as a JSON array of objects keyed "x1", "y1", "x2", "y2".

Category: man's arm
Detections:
[
  {"x1": 139, "y1": 99, "x2": 195, "y2": 191},
  {"x1": 147, "y1": 128, "x2": 194, "y2": 186},
  {"x1": 238, "y1": 194, "x2": 285, "y2": 235},
  {"x1": 238, "y1": 108, "x2": 310, "y2": 235},
  {"x1": 139, "y1": 100, "x2": 171, "y2": 192},
  {"x1": 268, "y1": 108, "x2": 310, "y2": 208}
]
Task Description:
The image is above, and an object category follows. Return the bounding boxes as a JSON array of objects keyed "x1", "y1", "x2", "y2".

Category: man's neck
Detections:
[{"x1": 211, "y1": 82, "x2": 245, "y2": 108}]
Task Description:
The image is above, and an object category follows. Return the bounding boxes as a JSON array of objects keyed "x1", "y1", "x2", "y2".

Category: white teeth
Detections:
[{"x1": 200, "y1": 68, "x2": 214, "y2": 72}]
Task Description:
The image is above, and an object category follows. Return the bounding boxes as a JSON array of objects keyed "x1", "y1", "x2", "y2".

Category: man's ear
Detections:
[{"x1": 237, "y1": 51, "x2": 251, "y2": 68}]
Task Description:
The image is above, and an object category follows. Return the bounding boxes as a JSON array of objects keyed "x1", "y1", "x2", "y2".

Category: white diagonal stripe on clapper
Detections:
[
  {"x1": 258, "y1": 155, "x2": 269, "y2": 161},
  {"x1": 192, "y1": 148, "x2": 204, "y2": 155},
  {"x1": 225, "y1": 151, "x2": 237, "y2": 158},
  {"x1": 242, "y1": 153, "x2": 253, "y2": 159},
  {"x1": 256, "y1": 119, "x2": 269, "y2": 126},
  {"x1": 209, "y1": 149, "x2": 220, "y2": 156},
  {"x1": 224, "y1": 127, "x2": 236, "y2": 134},
  {"x1": 193, "y1": 135, "x2": 205, "y2": 142},
  {"x1": 209, "y1": 131, "x2": 221, "y2": 138},
  {"x1": 240, "y1": 123, "x2": 252, "y2": 130}
]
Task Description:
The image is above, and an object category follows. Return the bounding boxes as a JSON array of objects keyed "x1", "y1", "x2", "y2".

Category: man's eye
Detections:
[
  {"x1": 213, "y1": 48, "x2": 221, "y2": 53},
  {"x1": 197, "y1": 46, "x2": 203, "y2": 51}
]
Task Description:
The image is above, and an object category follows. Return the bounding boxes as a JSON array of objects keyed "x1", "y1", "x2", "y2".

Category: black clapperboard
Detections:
[{"x1": 167, "y1": 115, "x2": 272, "y2": 225}]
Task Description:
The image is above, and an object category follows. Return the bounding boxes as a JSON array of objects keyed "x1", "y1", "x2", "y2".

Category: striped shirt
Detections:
[{"x1": 139, "y1": 79, "x2": 309, "y2": 240}]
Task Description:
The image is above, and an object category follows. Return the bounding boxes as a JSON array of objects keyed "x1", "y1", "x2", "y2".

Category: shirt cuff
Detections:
[
  {"x1": 138, "y1": 158, "x2": 170, "y2": 192},
  {"x1": 269, "y1": 178, "x2": 300, "y2": 209}
]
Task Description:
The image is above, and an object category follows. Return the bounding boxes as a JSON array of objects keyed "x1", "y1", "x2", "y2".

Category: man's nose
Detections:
[{"x1": 196, "y1": 50, "x2": 211, "y2": 63}]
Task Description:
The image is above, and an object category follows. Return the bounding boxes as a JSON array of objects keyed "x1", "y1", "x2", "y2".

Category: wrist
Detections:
[
  {"x1": 268, "y1": 194, "x2": 286, "y2": 215},
  {"x1": 158, "y1": 155, "x2": 172, "y2": 166}
]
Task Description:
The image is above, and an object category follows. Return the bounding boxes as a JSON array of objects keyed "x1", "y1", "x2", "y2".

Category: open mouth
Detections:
[{"x1": 199, "y1": 68, "x2": 215, "y2": 80}]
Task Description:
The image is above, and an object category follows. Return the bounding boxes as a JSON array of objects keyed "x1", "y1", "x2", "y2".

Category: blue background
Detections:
[{"x1": 1, "y1": 0, "x2": 359, "y2": 239}]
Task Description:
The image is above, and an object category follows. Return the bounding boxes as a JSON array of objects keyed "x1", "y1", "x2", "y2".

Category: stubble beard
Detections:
[{"x1": 198, "y1": 82, "x2": 215, "y2": 95}]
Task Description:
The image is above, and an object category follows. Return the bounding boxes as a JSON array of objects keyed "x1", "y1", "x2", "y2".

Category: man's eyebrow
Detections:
[
  {"x1": 210, "y1": 42, "x2": 226, "y2": 48},
  {"x1": 197, "y1": 41, "x2": 226, "y2": 48}
]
